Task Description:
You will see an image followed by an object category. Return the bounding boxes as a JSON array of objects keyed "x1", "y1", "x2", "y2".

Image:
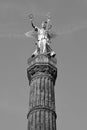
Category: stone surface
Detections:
[{"x1": 27, "y1": 54, "x2": 57, "y2": 130}]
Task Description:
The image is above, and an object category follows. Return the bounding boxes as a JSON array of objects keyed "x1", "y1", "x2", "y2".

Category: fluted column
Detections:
[{"x1": 27, "y1": 54, "x2": 57, "y2": 130}]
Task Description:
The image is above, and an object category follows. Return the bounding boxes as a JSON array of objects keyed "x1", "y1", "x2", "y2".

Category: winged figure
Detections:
[{"x1": 25, "y1": 13, "x2": 57, "y2": 57}]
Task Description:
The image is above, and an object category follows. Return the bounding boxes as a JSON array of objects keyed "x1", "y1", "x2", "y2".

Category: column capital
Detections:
[{"x1": 27, "y1": 54, "x2": 57, "y2": 85}]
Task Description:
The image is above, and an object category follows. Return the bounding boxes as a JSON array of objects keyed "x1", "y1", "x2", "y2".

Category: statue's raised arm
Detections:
[
  {"x1": 29, "y1": 14, "x2": 39, "y2": 32},
  {"x1": 25, "y1": 14, "x2": 39, "y2": 39}
]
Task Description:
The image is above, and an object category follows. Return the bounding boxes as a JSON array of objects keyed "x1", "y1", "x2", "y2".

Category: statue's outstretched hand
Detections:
[{"x1": 28, "y1": 14, "x2": 34, "y2": 21}]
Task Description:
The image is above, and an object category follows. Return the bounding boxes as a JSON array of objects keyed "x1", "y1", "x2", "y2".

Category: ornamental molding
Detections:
[
  {"x1": 27, "y1": 63, "x2": 57, "y2": 84},
  {"x1": 27, "y1": 106, "x2": 57, "y2": 119}
]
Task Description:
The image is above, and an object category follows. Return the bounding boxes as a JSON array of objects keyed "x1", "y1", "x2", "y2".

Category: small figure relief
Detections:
[{"x1": 25, "y1": 13, "x2": 57, "y2": 57}]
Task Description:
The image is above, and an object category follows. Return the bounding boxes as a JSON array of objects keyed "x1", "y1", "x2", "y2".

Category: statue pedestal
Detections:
[{"x1": 28, "y1": 54, "x2": 57, "y2": 67}]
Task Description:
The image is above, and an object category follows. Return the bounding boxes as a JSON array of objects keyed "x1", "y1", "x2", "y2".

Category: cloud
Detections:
[
  {"x1": 0, "y1": 20, "x2": 87, "y2": 39},
  {"x1": 0, "y1": 33, "x2": 25, "y2": 39},
  {"x1": 57, "y1": 20, "x2": 87, "y2": 36}
]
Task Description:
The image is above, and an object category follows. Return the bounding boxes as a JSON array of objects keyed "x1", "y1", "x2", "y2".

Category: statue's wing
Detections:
[
  {"x1": 25, "y1": 30, "x2": 38, "y2": 39},
  {"x1": 48, "y1": 31, "x2": 58, "y2": 39}
]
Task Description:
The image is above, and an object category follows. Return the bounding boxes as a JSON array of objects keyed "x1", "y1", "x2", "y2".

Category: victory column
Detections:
[{"x1": 25, "y1": 13, "x2": 58, "y2": 130}]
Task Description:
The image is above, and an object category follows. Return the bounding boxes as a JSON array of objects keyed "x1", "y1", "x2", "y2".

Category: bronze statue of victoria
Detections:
[{"x1": 25, "y1": 13, "x2": 57, "y2": 58}]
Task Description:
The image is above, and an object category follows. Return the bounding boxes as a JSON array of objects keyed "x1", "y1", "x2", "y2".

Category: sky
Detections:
[{"x1": 0, "y1": 0, "x2": 87, "y2": 130}]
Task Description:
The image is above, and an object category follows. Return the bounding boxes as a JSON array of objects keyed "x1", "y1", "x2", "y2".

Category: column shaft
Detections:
[{"x1": 28, "y1": 76, "x2": 56, "y2": 130}]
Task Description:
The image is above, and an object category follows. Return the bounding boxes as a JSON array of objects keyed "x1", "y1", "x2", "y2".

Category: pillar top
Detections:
[
  {"x1": 27, "y1": 54, "x2": 57, "y2": 85},
  {"x1": 27, "y1": 54, "x2": 57, "y2": 68}
]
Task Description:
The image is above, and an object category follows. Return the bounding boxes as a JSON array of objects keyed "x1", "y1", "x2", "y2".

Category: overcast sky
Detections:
[{"x1": 0, "y1": 0, "x2": 87, "y2": 130}]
